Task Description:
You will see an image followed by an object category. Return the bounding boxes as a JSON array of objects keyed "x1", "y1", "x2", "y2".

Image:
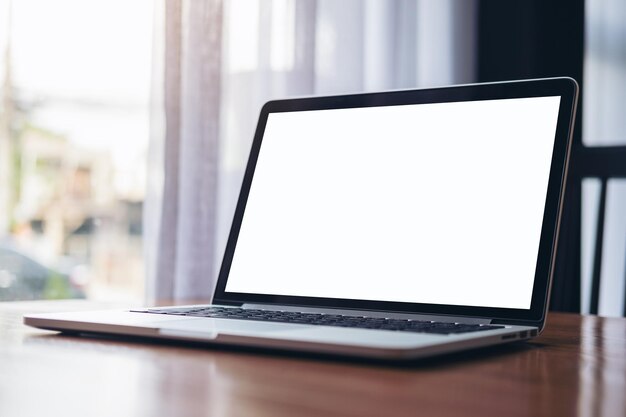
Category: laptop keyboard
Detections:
[{"x1": 134, "y1": 306, "x2": 505, "y2": 335}]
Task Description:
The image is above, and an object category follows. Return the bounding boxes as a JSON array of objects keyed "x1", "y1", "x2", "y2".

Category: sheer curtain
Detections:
[
  {"x1": 145, "y1": 0, "x2": 477, "y2": 303},
  {"x1": 145, "y1": 0, "x2": 223, "y2": 301}
]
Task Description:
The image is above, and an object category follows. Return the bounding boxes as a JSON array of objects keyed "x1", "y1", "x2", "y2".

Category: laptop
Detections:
[{"x1": 24, "y1": 77, "x2": 578, "y2": 360}]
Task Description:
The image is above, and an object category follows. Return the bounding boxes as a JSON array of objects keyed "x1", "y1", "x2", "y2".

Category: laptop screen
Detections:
[{"x1": 224, "y1": 96, "x2": 562, "y2": 310}]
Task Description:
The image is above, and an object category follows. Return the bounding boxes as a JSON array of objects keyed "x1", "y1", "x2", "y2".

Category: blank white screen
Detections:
[{"x1": 225, "y1": 96, "x2": 561, "y2": 309}]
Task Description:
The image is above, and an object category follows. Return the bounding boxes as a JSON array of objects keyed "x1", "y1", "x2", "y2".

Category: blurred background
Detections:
[
  {"x1": 0, "y1": 0, "x2": 151, "y2": 301},
  {"x1": 0, "y1": 0, "x2": 625, "y2": 316}
]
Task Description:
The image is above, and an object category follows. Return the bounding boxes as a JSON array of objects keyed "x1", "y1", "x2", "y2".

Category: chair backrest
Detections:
[
  {"x1": 554, "y1": 145, "x2": 626, "y2": 316},
  {"x1": 586, "y1": 172, "x2": 626, "y2": 317}
]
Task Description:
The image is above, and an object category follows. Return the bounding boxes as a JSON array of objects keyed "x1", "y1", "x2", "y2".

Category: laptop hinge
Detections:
[{"x1": 241, "y1": 303, "x2": 492, "y2": 325}]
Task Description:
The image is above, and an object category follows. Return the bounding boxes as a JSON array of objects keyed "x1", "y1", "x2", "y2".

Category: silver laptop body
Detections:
[{"x1": 25, "y1": 78, "x2": 578, "y2": 360}]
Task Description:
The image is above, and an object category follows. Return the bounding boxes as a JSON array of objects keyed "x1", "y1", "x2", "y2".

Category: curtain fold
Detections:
[
  {"x1": 153, "y1": 0, "x2": 182, "y2": 301},
  {"x1": 173, "y1": 0, "x2": 223, "y2": 300},
  {"x1": 146, "y1": 0, "x2": 477, "y2": 303},
  {"x1": 147, "y1": 0, "x2": 223, "y2": 302}
]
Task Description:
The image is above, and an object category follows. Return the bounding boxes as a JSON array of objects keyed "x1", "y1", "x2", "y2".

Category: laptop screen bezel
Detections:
[{"x1": 213, "y1": 77, "x2": 578, "y2": 325}]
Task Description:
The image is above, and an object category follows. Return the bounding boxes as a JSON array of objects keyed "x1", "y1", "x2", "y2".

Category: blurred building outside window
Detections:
[{"x1": 0, "y1": 0, "x2": 153, "y2": 302}]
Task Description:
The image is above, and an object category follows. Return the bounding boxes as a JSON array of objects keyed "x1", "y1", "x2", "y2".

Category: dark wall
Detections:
[
  {"x1": 477, "y1": 2, "x2": 584, "y2": 88},
  {"x1": 476, "y1": 0, "x2": 585, "y2": 312}
]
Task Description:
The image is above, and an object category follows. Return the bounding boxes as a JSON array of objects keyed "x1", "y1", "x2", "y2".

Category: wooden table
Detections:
[{"x1": 1, "y1": 300, "x2": 625, "y2": 417}]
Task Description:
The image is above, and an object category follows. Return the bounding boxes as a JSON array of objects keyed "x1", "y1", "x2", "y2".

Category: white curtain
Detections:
[
  {"x1": 145, "y1": 0, "x2": 477, "y2": 303},
  {"x1": 146, "y1": 0, "x2": 223, "y2": 302}
]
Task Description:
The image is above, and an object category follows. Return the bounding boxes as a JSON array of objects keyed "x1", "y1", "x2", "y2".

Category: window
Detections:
[{"x1": 0, "y1": 0, "x2": 153, "y2": 301}]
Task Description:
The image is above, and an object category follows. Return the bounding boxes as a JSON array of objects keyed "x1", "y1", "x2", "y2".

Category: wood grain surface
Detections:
[{"x1": 1, "y1": 300, "x2": 625, "y2": 417}]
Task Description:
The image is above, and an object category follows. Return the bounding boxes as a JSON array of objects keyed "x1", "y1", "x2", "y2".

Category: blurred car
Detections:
[{"x1": 0, "y1": 245, "x2": 87, "y2": 301}]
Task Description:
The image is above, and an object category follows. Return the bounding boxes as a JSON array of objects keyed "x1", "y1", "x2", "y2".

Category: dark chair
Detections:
[{"x1": 552, "y1": 144, "x2": 626, "y2": 316}]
